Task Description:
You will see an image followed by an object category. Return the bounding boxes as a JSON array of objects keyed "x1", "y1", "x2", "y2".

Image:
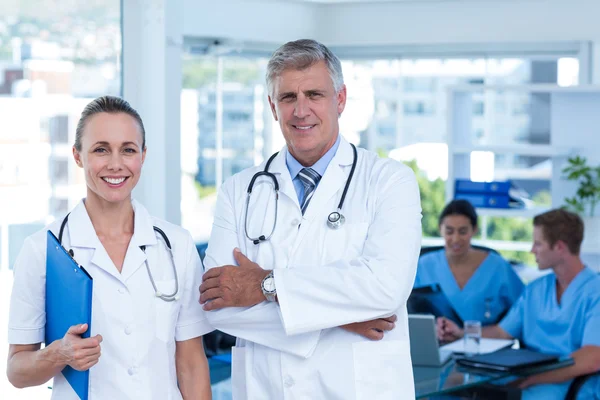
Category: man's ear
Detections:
[
  {"x1": 142, "y1": 146, "x2": 147, "y2": 164},
  {"x1": 336, "y1": 84, "x2": 347, "y2": 116},
  {"x1": 73, "y1": 147, "x2": 83, "y2": 168},
  {"x1": 554, "y1": 240, "x2": 569, "y2": 254},
  {"x1": 268, "y1": 95, "x2": 278, "y2": 121}
]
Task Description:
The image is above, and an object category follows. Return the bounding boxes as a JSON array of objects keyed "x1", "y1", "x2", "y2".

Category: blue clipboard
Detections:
[{"x1": 45, "y1": 230, "x2": 93, "y2": 400}]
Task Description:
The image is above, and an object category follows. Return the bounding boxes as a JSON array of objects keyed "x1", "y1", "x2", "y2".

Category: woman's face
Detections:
[
  {"x1": 73, "y1": 112, "x2": 145, "y2": 205},
  {"x1": 440, "y1": 214, "x2": 476, "y2": 257}
]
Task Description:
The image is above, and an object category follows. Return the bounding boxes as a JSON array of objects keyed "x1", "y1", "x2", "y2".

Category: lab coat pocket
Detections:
[
  {"x1": 154, "y1": 279, "x2": 179, "y2": 343},
  {"x1": 322, "y1": 222, "x2": 369, "y2": 262},
  {"x1": 231, "y1": 346, "x2": 248, "y2": 400},
  {"x1": 352, "y1": 339, "x2": 414, "y2": 400}
]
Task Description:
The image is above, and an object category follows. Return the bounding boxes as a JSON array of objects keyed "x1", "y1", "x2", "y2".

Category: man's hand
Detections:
[
  {"x1": 436, "y1": 316, "x2": 463, "y2": 342},
  {"x1": 55, "y1": 323, "x2": 103, "y2": 371},
  {"x1": 341, "y1": 315, "x2": 397, "y2": 341},
  {"x1": 200, "y1": 248, "x2": 270, "y2": 311}
]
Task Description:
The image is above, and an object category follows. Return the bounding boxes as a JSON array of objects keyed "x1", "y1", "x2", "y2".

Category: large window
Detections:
[
  {"x1": 0, "y1": 2, "x2": 121, "y2": 398},
  {"x1": 180, "y1": 55, "x2": 273, "y2": 243},
  {"x1": 181, "y1": 52, "x2": 579, "y2": 267}
]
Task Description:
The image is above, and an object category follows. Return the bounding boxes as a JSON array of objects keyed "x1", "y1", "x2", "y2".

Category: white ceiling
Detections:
[{"x1": 271, "y1": 0, "x2": 445, "y2": 3}]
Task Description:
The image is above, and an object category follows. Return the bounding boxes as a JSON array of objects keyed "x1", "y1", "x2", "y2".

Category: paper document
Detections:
[{"x1": 440, "y1": 338, "x2": 515, "y2": 355}]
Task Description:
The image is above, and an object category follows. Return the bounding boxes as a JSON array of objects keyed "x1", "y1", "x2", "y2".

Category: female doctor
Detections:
[
  {"x1": 6, "y1": 96, "x2": 213, "y2": 399},
  {"x1": 414, "y1": 199, "x2": 524, "y2": 326}
]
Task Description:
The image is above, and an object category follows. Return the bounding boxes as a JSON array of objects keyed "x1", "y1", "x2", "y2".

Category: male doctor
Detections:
[
  {"x1": 199, "y1": 39, "x2": 422, "y2": 399},
  {"x1": 438, "y1": 209, "x2": 600, "y2": 399}
]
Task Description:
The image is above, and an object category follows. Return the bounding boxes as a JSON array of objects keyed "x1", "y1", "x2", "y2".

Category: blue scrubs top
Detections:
[
  {"x1": 415, "y1": 249, "x2": 524, "y2": 325},
  {"x1": 499, "y1": 267, "x2": 600, "y2": 400}
]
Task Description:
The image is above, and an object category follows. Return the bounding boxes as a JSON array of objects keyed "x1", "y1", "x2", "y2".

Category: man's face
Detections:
[
  {"x1": 531, "y1": 226, "x2": 559, "y2": 270},
  {"x1": 268, "y1": 60, "x2": 346, "y2": 165}
]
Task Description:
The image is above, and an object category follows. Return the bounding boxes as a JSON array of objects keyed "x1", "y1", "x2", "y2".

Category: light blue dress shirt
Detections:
[
  {"x1": 499, "y1": 267, "x2": 600, "y2": 400},
  {"x1": 285, "y1": 134, "x2": 341, "y2": 204},
  {"x1": 414, "y1": 249, "x2": 524, "y2": 325}
]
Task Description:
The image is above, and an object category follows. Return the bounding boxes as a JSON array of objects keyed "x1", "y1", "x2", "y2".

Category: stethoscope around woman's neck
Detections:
[
  {"x1": 244, "y1": 143, "x2": 358, "y2": 245},
  {"x1": 57, "y1": 213, "x2": 180, "y2": 302}
]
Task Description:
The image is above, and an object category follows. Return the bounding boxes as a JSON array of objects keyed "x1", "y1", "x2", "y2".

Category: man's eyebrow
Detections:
[
  {"x1": 305, "y1": 89, "x2": 325, "y2": 95},
  {"x1": 278, "y1": 91, "x2": 296, "y2": 99}
]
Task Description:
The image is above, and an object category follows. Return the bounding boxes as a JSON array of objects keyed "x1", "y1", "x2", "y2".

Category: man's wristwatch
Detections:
[{"x1": 261, "y1": 271, "x2": 277, "y2": 302}]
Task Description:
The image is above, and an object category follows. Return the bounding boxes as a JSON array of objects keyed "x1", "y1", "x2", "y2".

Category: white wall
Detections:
[
  {"x1": 183, "y1": 0, "x2": 600, "y2": 46},
  {"x1": 183, "y1": 0, "x2": 318, "y2": 44},
  {"x1": 319, "y1": 0, "x2": 600, "y2": 46}
]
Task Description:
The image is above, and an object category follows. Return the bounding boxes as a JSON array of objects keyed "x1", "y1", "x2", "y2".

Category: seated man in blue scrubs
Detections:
[
  {"x1": 438, "y1": 209, "x2": 600, "y2": 400},
  {"x1": 415, "y1": 199, "x2": 524, "y2": 325}
]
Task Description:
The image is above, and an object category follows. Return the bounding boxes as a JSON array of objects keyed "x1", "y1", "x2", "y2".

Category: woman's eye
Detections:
[
  {"x1": 94, "y1": 148, "x2": 107, "y2": 153},
  {"x1": 123, "y1": 148, "x2": 136, "y2": 153}
]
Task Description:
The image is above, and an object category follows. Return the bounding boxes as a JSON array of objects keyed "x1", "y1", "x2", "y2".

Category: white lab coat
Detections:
[
  {"x1": 204, "y1": 137, "x2": 422, "y2": 400},
  {"x1": 8, "y1": 199, "x2": 212, "y2": 400}
]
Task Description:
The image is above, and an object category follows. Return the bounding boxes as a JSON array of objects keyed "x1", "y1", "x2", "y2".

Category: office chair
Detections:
[{"x1": 565, "y1": 372, "x2": 600, "y2": 400}]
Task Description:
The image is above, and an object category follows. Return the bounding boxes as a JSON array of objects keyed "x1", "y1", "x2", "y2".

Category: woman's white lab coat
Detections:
[
  {"x1": 204, "y1": 137, "x2": 422, "y2": 400},
  {"x1": 8, "y1": 200, "x2": 212, "y2": 399}
]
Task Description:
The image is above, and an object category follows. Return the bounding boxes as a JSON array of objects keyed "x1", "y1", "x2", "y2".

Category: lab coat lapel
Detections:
[
  {"x1": 120, "y1": 200, "x2": 156, "y2": 282},
  {"x1": 67, "y1": 200, "x2": 123, "y2": 283},
  {"x1": 268, "y1": 147, "x2": 302, "y2": 210},
  {"x1": 302, "y1": 137, "x2": 354, "y2": 223},
  {"x1": 294, "y1": 137, "x2": 355, "y2": 248}
]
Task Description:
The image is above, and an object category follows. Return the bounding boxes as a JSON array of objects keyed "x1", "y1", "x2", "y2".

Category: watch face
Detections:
[{"x1": 263, "y1": 277, "x2": 276, "y2": 293}]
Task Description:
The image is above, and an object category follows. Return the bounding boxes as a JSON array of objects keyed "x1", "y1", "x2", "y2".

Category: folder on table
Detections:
[
  {"x1": 45, "y1": 230, "x2": 93, "y2": 400},
  {"x1": 456, "y1": 348, "x2": 559, "y2": 372}
]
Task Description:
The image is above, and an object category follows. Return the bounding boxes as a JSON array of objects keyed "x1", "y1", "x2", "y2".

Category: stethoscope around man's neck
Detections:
[
  {"x1": 58, "y1": 213, "x2": 180, "y2": 302},
  {"x1": 244, "y1": 143, "x2": 358, "y2": 245}
]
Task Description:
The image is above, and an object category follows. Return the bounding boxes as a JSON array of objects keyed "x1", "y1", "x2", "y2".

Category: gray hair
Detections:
[
  {"x1": 266, "y1": 39, "x2": 344, "y2": 96},
  {"x1": 74, "y1": 95, "x2": 146, "y2": 151}
]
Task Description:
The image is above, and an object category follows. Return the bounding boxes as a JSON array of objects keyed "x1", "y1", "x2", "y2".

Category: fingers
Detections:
[
  {"x1": 373, "y1": 319, "x2": 395, "y2": 332},
  {"x1": 233, "y1": 248, "x2": 247, "y2": 266},
  {"x1": 234, "y1": 248, "x2": 257, "y2": 269},
  {"x1": 202, "y1": 298, "x2": 226, "y2": 311},
  {"x1": 199, "y1": 287, "x2": 222, "y2": 304},
  {"x1": 364, "y1": 329, "x2": 384, "y2": 341},
  {"x1": 67, "y1": 323, "x2": 88, "y2": 335},
  {"x1": 74, "y1": 345, "x2": 101, "y2": 360},
  {"x1": 199, "y1": 277, "x2": 220, "y2": 294},
  {"x1": 202, "y1": 267, "x2": 222, "y2": 282},
  {"x1": 72, "y1": 352, "x2": 101, "y2": 371},
  {"x1": 381, "y1": 314, "x2": 397, "y2": 323}
]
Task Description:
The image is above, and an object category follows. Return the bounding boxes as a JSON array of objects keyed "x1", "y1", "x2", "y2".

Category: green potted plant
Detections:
[{"x1": 562, "y1": 155, "x2": 600, "y2": 253}]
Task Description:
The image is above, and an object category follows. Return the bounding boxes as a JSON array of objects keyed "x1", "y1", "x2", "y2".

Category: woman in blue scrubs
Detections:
[{"x1": 414, "y1": 199, "x2": 524, "y2": 325}]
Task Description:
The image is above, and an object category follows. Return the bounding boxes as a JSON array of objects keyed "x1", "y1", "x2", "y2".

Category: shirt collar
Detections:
[
  {"x1": 285, "y1": 134, "x2": 341, "y2": 179},
  {"x1": 67, "y1": 198, "x2": 157, "y2": 248}
]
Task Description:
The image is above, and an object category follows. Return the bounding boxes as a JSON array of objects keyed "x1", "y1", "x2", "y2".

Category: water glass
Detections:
[{"x1": 463, "y1": 320, "x2": 482, "y2": 356}]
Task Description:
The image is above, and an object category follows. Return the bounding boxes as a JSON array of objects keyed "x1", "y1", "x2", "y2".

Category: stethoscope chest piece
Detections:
[{"x1": 327, "y1": 211, "x2": 345, "y2": 230}]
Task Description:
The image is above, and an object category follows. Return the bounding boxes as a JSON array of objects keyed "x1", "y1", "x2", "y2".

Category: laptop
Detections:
[
  {"x1": 408, "y1": 284, "x2": 463, "y2": 327},
  {"x1": 408, "y1": 314, "x2": 452, "y2": 367}
]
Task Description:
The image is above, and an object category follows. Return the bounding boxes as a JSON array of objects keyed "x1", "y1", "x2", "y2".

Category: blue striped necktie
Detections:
[{"x1": 298, "y1": 168, "x2": 321, "y2": 214}]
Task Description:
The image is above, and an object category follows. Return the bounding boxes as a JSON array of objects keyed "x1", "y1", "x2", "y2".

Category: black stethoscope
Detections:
[
  {"x1": 244, "y1": 143, "x2": 358, "y2": 245},
  {"x1": 58, "y1": 214, "x2": 180, "y2": 302}
]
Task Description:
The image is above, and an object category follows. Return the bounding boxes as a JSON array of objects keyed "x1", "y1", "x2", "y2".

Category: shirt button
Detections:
[
  {"x1": 291, "y1": 219, "x2": 300, "y2": 226},
  {"x1": 283, "y1": 375, "x2": 295, "y2": 388},
  {"x1": 128, "y1": 367, "x2": 135, "y2": 376},
  {"x1": 124, "y1": 325, "x2": 132, "y2": 335}
]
